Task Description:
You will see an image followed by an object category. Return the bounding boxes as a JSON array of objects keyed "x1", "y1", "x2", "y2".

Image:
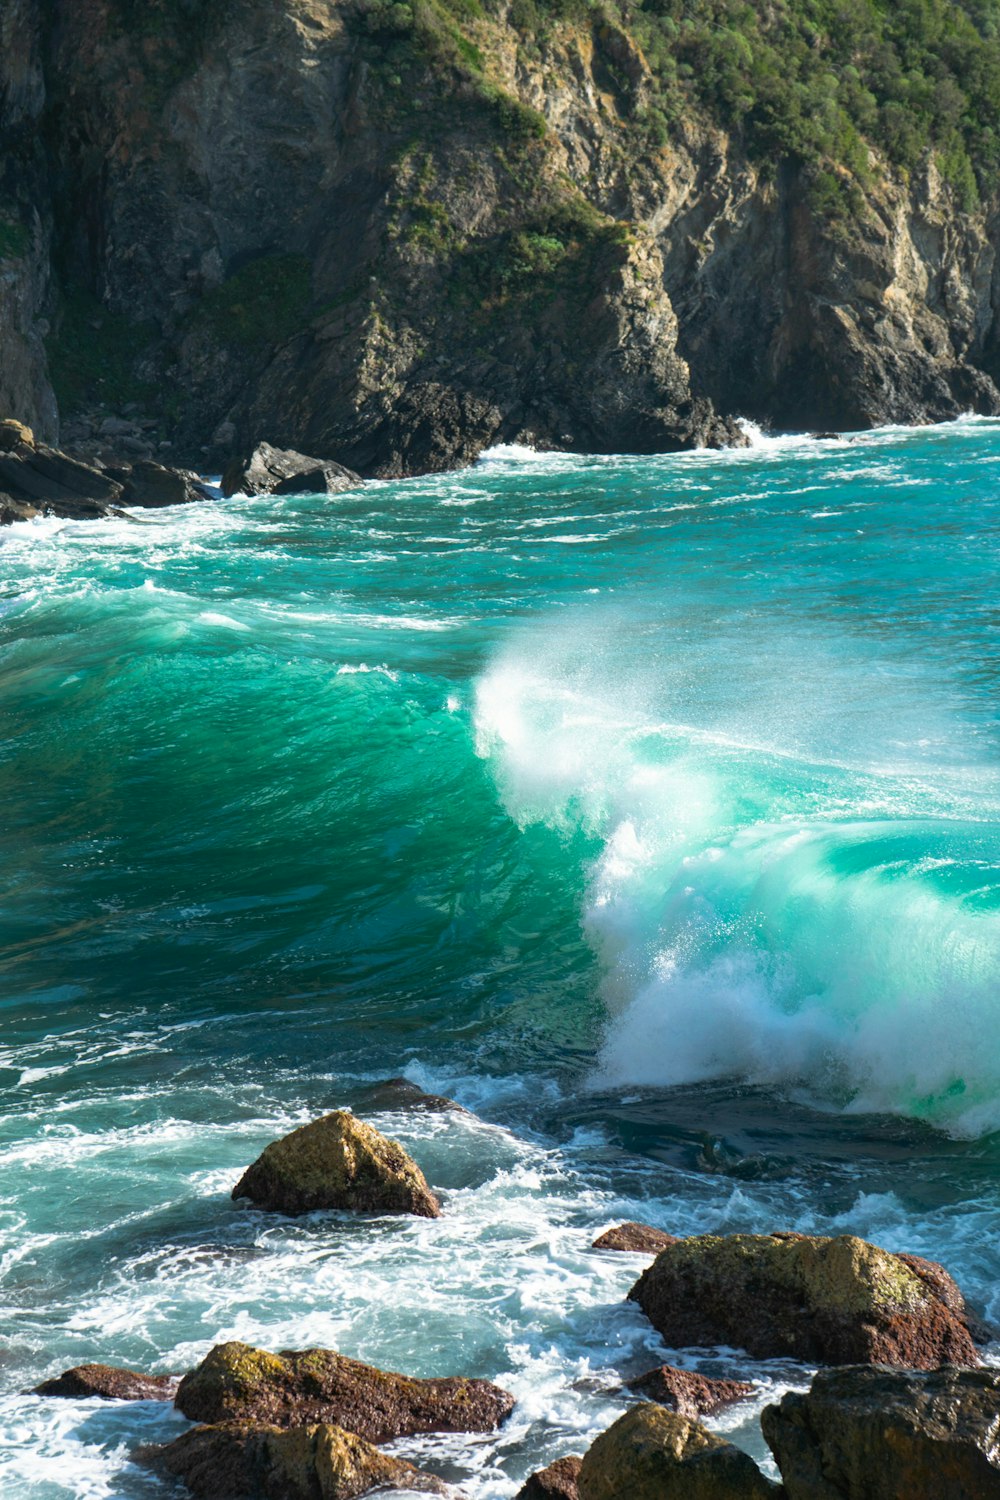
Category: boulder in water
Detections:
[
  {"x1": 119, "y1": 460, "x2": 214, "y2": 507},
  {"x1": 174, "y1": 1339, "x2": 514, "y2": 1439},
  {"x1": 761, "y1": 1364, "x2": 1000, "y2": 1499},
  {"x1": 577, "y1": 1405, "x2": 779, "y2": 1500},
  {"x1": 355, "y1": 1076, "x2": 468, "y2": 1114},
  {"x1": 231, "y1": 1109, "x2": 440, "y2": 1217},
  {"x1": 625, "y1": 1365, "x2": 754, "y2": 1417},
  {"x1": 222, "y1": 441, "x2": 361, "y2": 498},
  {"x1": 592, "y1": 1222, "x2": 679, "y2": 1253},
  {"x1": 151, "y1": 1420, "x2": 447, "y2": 1499},
  {"x1": 514, "y1": 1455, "x2": 582, "y2": 1499},
  {"x1": 34, "y1": 1362, "x2": 177, "y2": 1401},
  {"x1": 629, "y1": 1232, "x2": 979, "y2": 1367}
]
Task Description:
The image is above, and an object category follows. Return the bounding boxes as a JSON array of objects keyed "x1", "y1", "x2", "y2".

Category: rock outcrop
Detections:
[
  {"x1": 761, "y1": 1364, "x2": 1000, "y2": 1500},
  {"x1": 231, "y1": 1110, "x2": 440, "y2": 1218},
  {"x1": 629, "y1": 1233, "x2": 979, "y2": 1368},
  {"x1": 221, "y1": 442, "x2": 362, "y2": 499},
  {"x1": 152, "y1": 1420, "x2": 447, "y2": 1500},
  {"x1": 0, "y1": 425, "x2": 213, "y2": 522},
  {"x1": 625, "y1": 1365, "x2": 754, "y2": 1417},
  {"x1": 34, "y1": 1363, "x2": 177, "y2": 1401},
  {"x1": 174, "y1": 1340, "x2": 514, "y2": 1441},
  {"x1": 514, "y1": 1455, "x2": 582, "y2": 1499},
  {"x1": 577, "y1": 1405, "x2": 779, "y2": 1500},
  {"x1": 592, "y1": 1222, "x2": 679, "y2": 1254}
]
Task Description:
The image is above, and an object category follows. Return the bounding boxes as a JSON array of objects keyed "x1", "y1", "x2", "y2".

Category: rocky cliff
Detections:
[{"x1": 3, "y1": 0, "x2": 1000, "y2": 475}]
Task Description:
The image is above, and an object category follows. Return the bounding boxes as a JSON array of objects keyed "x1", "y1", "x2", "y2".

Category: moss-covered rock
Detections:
[
  {"x1": 151, "y1": 1419, "x2": 447, "y2": 1499},
  {"x1": 629, "y1": 1233, "x2": 980, "y2": 1368},
  {"x1": 761, "y1": 1365, "x2": 1000, "y2": 1499},
  {"x1": 231, "y1": 1109, "x2": 440, "y2": 1217},
  {"x1": 174, "y1": 1339, "x2": 514, "y2": 1440},
  {"x1": 577, "y1": 1405, "x2": 780, "y2": 1500}
]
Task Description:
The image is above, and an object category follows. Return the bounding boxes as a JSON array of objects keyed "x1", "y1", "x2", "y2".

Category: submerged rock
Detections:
[
  {"x1": 174, "y1": 1340, "x2": 514, "y2": 1440},
  {"x1": 629, "y1": 1232, "x2": 979, "y2": 1368},
  {"x1": 34, "y1": 1362, "x2": 177, "y2": 1401},
  {"x1": 577, "y1": 1405, "x2": 779, "y2": 1500},
  {"x1": 221, "y1": 441, "x2": 361, "y2": 498},
  {"x1": 231, "y1": 1109, "x2": 440, "y2": 1217},
  {"x1": 761, "y1": 1364, "x2": 1000, "y2": 1499},
  {"x1": 626, "y1": 1365, "x2": 755, "y2": 1417},
  {"x1": 514, "y1": 1455, "x2": 582, "y2": 1499},
  {"x1": 152, "y1": 1419, "x2": 447, "y2": 1499},
  {"x1": 592, "y1": 1222, "x2": 679, "y2": 1254}
]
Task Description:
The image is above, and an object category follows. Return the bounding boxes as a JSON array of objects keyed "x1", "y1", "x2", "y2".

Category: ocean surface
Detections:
[{"x1": 1, "y1": 418, "x2": 1000, "y2": 1496}]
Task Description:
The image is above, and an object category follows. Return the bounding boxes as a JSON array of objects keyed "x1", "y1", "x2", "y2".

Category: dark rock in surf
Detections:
[
  {"x1": 626, "y1": 1365, "x2": 754, "y2": 1417},
  {"x1": 119, "y1": 460, "x2": 214, "y2": 507},
  {"x1": 514, "y1": 1455, "x2": 582, "y2": 1499},
  {"x1": 592, "y1": 1222, "x2": 679, "y2": 1254},
  {"x1": 34, "y1": 1362, "x2": 178, "y2": 1401},
  {"x1": 221, "y1": 441, "x2": 361, "y2": 498},
  {"x1": 231, "y1": 1109, "x2": 440, "y2": 1218},
  {"x1": 357, "y1": 1076, "x2": 468, "y2": 1114},
  {"x1": 577, "y1": 1405, "x2": 779, "y2": 1500},
  {"x1": 761, "y1": 1364, "x2": 1000, "y2": 1499},
  {"x1": 150, "y1": 1419, "x2": 447, "y2": 1499},
  {"x1": 174, "y1": 1339, "x2": 514, "y2": 1441},
  {"x1": 629, "y1": 1233, "x2": 979, "y2": 1368}
]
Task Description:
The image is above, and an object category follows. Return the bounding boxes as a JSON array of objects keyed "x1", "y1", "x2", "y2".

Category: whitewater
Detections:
[{"x1": 1, "y1": 417, "x2": 999, "y2": 1496}]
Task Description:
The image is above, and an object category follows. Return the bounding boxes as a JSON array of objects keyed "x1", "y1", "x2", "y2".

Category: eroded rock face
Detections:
[
  {"x1": 152, "y1": 1420, "x2": 447, "y2": 1500},
  {"x1": 221, "y1": 442, "x2": 361, "y2": 498},
  {"x1": 577, "y1": 1405, "x2": 779, "y2": 1500},
  {"x1": 34, "y1": 1363, "x2": 177, "y2": 1401},
  {"x1": 514, "y1": 1455, "x2": 582, "y2": 1499},
  {"x1": 592, "y1": 1222, "x2": 679, "y2": 1254},
  {"x1": 629, "y1": 1233, "x2": 979, "y2": 1368},
  {"x1": 174, "y1": 1340, "x2": 514, "y2": 1441},
  {"x1": 761, "y1": 1365, "x2": 1000, "y2": 1500},
  {"x1": 626, "y1": 1365, "x2": 755, "y2": 1417},
  {"x1": 232, "y1": 1110, "x2": 440, "y2": 1218}
]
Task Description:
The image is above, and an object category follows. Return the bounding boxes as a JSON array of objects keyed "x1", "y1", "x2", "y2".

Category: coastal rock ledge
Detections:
[
  {"x1": 174, "y1": 1340, "x2": 514, "y2": 1441},
  {"x1": 231, "y1": 1109, "x2": 440, "y2": 1217},
  {"x1": 629, "y1": 1232, "x2": 981, "y2": 1367},
  {"x1": 34, "y1": 1363, "x2": 177, "y2": 1401}
]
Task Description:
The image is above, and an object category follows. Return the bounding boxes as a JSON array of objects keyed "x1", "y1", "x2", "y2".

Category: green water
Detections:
[{"x1": 1, "y1": 423, "x2": 999, "y2": 1496}]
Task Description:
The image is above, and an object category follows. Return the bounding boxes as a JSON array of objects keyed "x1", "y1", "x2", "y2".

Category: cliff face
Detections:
[{"x1": 3, "y1": 0, "x2": 1000, "y2": 474}]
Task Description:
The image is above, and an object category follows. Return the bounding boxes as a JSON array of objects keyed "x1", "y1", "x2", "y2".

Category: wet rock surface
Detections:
[
  {"x1": 34, "y1": 1363, "x2": 178, "y2": 1401},
  {"x1": 0, "y1": 426, "x2": 213, "y2": 523},
  {"x1": 592, "y1": 1222, "x2": 679, "y2": 1253},
  {"x1": 577, "y1": 1405, "x2": 780, "y2": 1500},
  {"x1": 231, "y1": 1109, "x2": 441, "y2": 1218},
  {"x1": 221, "y1": 442, "x2": 361, "y2": 498},
  {"x1": 626, "y1": 1365, "x2": 755, "y2": 1417},
  {"x1": 514, "y1": 1455, "x2": 582, "y2": 1499},
  {"x1": 174, "y1": 1340, "x2": 515, "y2": 1441},
  {"x1": 761, "y1": 1364, "x2": 1000, "y2": 1500},
  {"x1": 151, "y1": 1419, "x2": 447, "y2": 1499},
  {"x1": 629, "y1": 1232, "x2": 979, "y2": 1367},
  {"x1": 355, "y1": 1077, "x2": 468, "y2": 1114}
]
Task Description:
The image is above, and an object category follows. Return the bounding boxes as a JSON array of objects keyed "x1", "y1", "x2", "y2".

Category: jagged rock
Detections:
[
  {"x1": 514, "y1": 1455, "x2": 582, "y2": 1499},
  {"x1": 357, "y1": 1077, "x2": 467, "y2": 1114},
  {"x1": 174, "y1": 1340, "x2": 514, "y2": 1440},
  {"x1": 592, "y1": 1222, "x2": 679, "y2": 1253},
  {"x1": 0, "y1": 445, "x2": 122, "y2": 518},
  {"x1": 625, "y1": 1365, "x2": 754, "y2": 1417},
  {"x1": 577, "y1": 1405, "x2": 779, "y2": 1500},
  {"x1": 34, "y1": 1362, "x2": 177, "y2": 1400},
  {"x1": 629, "y1": 1233, "x2": 979, "y2": 1368},
  {"x1": 221, "y1": 442, "x2": 361, "y2": 498},
  {"x1": 761, "y1": 1364, "x2": 1000, "y2": 1499},
  {"x1": 231, "y1": 1110, "x2": 440, "y2": 1218},
  {"x1": 0, "y1": 419, "x2": 34, "y2": 451},
  {"x1": 151, "y1": 1420, "x2": 447, "y2": 1499},
  {"x1": 119, "y1": 460, "x2": 213, "y2": 507}
]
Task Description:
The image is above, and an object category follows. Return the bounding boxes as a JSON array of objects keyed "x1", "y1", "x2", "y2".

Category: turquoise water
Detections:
[{"x1": 2, "y1": 419, "x2": 1000, "y2": 1495}]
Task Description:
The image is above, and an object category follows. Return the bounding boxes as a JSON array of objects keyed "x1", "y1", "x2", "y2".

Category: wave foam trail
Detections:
[{"x1": 474, "y1": 623, "x2": 1000, "y2": 1136}]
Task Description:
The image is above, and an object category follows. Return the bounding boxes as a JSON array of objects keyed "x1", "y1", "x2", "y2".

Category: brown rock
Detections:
[
  {"x1": 629, "y1": 1233, "x2": 979, "y2": 1368},
  {"x1": 514, "y1": 1455, "x2": 582, "y2": 1499},
  {"x1": 0, "y1": 418, "x2": 33, "y2": 451},
  {"x1": 357, "y1": 1076, "x2": 468, "y2": 1114},
  {"x1": 151, "y1": 1420, "x2": 447, "y2": 1499},
  {"x1": 577, "y1": 1405, "x2": 779, "y2": 1500},
  {"x1": 174, "y1": 1340, "x2": 514, "y2": 1441},
  {"x1": 231, "y1": 1110, "x2": 440, "y2": 1218},
  {"x1": 761, "y1": 1364, "x2": 1000, "y2": 1499},
  {"x1": 626, "y1": 1365, "x2": 754, "y2": 1417},
  {"x1": 34, "y1": 1362, "x2": 178, "y2": 1401},
  {"x1": 592, "y1": 1222, "x2": 679, "y2": 1253}
]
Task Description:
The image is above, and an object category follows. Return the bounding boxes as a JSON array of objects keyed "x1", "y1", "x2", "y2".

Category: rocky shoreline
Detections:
[{"x1": 28, "y1": 1093, "x2": 1000, "y2": 1499}]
